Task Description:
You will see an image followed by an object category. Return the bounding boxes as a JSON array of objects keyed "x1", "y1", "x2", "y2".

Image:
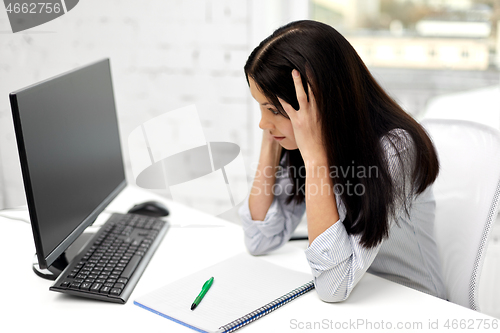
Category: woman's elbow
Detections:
[
  {"x1": 246, "y1": 245, "x2": 267, "y2": 256},
  {"x1": 314, "y1": 279, "x2": 350, "y2": 303},
  {"x1": 316, "y1": 290, "x2": 348, "y2": 303},
  {"x1": 244, "y1": 236, "x2": 270, "y2": 256},
  {"x1": 244, "y1": 232, "x2": 286, "y2": 256}
]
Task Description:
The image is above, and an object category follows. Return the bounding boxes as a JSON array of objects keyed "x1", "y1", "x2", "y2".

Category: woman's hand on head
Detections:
[{"x1": 279, "y1": 70, "x2": 326, "y2": 165}]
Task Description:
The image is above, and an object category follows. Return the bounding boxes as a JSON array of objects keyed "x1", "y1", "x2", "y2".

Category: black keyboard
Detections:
[{"x1": 50, "y1": 213, "x2": 169, "y2": 303}]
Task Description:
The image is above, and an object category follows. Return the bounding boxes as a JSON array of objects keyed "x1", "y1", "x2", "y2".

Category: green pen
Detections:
[{"x1": 191, "y1": 277, "x2": 214, "y2": 310}]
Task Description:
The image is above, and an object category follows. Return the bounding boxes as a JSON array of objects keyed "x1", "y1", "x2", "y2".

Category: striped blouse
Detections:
[{"x1": 239, "y1": 129, "x2": 447, "y2": 302}]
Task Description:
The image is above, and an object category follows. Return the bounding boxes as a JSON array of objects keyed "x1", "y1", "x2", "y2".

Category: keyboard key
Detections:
[
  {"x1": 121, "y1": 255, "x2": 141, "y2": 279},
  {"x1": 100, "y1": 286, "x2": 111, "y2": 294},
  {"x1": 90, "y1": 283, "x2": 102, "y2": 292},
  {"x1": 80, "y1": 282, "x2": 92, "y2": 291},
  {"x1": 70, "y1": 283, "x2": 81, "y2": 289},
  {"x1": 110, "y1": 288, "x2": 122, "y2": 296}
]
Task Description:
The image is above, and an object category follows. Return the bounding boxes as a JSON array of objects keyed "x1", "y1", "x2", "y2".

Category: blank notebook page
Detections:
[{"x1": 134, "y1": 252, "x2": 313, "y2": 333}]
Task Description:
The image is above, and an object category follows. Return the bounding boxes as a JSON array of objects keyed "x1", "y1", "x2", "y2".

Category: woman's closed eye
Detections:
[{"x1": 268, "y1": 108, "x2": 280, "y2": 116}]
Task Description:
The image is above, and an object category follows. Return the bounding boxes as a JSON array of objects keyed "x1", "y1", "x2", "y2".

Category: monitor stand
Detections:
[{"x1": 32, "y1": 231, "x2": 95, "y2": 280}]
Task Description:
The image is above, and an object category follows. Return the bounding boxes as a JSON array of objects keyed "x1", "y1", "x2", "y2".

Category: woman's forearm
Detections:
[
  {"x1": 304, "y1": 158, "x2": 340, "y2": 244},
  {"x1": 248, "y1": 135, "x2": 282, "y2": 221}
]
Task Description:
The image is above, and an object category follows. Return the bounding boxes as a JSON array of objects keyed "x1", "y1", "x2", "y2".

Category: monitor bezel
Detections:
[{"x1": 9, "y1": 58, "x2": 127, "y2": 270}]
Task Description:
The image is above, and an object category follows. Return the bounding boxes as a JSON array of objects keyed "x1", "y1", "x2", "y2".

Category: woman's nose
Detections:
[{"x1": 259, "y1": 114, "x2": 274, "y2": 130}]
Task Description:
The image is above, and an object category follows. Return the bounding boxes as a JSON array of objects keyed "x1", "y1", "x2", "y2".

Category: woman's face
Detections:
[{"x1": 248, "y1": 77, "x2": 298, "y2": 150}]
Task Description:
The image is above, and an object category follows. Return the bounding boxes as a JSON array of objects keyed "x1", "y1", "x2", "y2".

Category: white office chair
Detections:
[{"x1": 421, "y1": 119, "x2": 500, "y2": 311}]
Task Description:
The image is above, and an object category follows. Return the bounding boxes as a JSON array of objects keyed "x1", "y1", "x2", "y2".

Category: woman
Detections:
[{"x1": 239, "y1": 20, "x2": 446, "y2": 302}]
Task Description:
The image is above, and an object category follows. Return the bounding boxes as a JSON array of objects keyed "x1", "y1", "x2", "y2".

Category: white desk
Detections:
[{"x1": 0, "y1": 185, "x2": 497, "y2": 332}]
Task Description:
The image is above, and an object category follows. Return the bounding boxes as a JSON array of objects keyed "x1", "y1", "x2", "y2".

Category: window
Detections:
[{"x1": 309, "y1": 0, "x2": 499, "y2": 128}]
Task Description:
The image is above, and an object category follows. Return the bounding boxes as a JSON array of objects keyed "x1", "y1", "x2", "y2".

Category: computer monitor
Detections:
[{"x1": 9, "y1": 59, "x2": 127, "y2": 280}]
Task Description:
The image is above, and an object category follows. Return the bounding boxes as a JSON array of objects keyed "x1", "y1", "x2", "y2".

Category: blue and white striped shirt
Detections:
[{"x1": 239, "y1": 129, "x2": 447, "y2": 302}]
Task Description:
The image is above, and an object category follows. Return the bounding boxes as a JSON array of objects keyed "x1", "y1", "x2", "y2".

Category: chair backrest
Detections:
[{"x1": 421, "y1": 119, "x2": 500, "y2": 310}]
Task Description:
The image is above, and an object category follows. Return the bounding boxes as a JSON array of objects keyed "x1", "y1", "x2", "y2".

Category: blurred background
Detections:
[{"x1": 1, "y1": 0, "x2": 500, "y2": 317}]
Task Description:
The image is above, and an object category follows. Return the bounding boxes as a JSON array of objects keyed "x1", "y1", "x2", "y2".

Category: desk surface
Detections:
[{"x1": 0, "y1": 185, "x2": 497, "y2": 332}]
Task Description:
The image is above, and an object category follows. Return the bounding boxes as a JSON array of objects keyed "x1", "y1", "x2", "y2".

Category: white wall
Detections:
[{"x1": 0, "y1": 0, "x2": 308, "y2": 220}]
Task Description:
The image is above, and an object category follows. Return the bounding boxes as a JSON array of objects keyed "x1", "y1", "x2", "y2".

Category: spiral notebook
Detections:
[{"x1": 134, "y1": 253, "x2": 314, "y2": 333}]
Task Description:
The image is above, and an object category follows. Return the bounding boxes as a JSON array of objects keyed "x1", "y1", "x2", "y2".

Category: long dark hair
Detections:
[{"x1": 244, "y1": 20, "x2": 439, "y2": 249}]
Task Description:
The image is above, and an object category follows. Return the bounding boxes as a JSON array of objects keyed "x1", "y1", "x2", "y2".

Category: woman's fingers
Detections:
[
  {"x1": 277, "y1": 97, "x2": 295, "y2": 120},
  {"x1": 307, "y1": 84, "x2": 316, "y2": 108},
  {"x1": 279, "y1": 69, "x2": 316, "y2": 122},
  {"x1": 291, "y1": 69, "x2": 308, "y2": 111}
]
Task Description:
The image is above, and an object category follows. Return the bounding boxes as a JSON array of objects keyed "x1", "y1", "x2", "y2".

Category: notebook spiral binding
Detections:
[{"x1": 218, "y1": 280, "x2": 315, "y2": 333}]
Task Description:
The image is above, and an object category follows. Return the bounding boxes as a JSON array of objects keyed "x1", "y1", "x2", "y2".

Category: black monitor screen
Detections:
[{"x1": 10, "y1": 59, "x2": 126, "y2": 269}]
